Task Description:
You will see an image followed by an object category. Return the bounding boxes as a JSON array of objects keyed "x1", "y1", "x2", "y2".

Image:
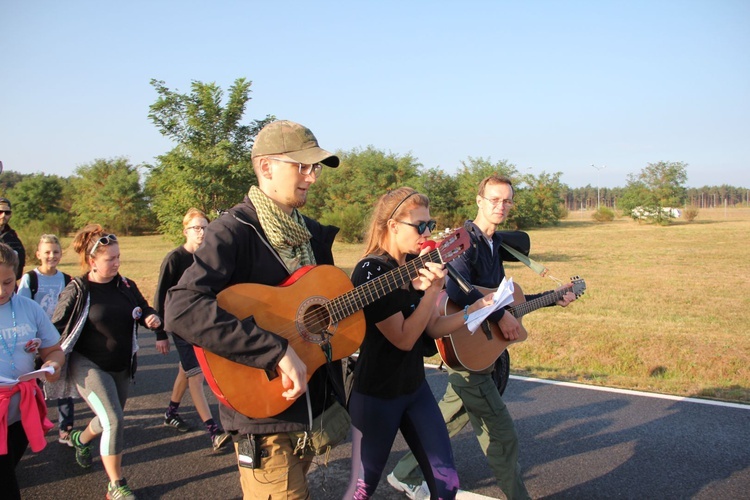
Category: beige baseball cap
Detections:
[{"x1": 251, "y1": 120, "x2": 339, "y2": 167}]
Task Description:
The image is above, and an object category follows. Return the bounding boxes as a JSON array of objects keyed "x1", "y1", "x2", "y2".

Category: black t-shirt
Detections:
[
  {"x1": 74, "y1": 278, "x2": 135, "y2": 372},
  {"x1": 154, "y1": 246, "x2": 194, "y2": 336},
  {"x1": 350, "y1": 254, "x2": 431, "y2": 399}
]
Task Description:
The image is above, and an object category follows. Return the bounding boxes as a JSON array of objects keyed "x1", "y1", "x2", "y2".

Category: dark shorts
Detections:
[{"x1": 172, "y1": 333, "x2": 203, "y2": 378}]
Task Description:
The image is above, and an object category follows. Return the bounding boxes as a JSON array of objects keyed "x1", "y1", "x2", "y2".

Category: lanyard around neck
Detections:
[{"x1": 0, "y1": 296, "x2": 19, "y2": 374}]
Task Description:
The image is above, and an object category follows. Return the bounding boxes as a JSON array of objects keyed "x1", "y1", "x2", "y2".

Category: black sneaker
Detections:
[
  {"x1": 211, "y1": 431, "x2": 231, "y2": 452},
  {"x1": 164, "y1": 413, "x2": 189, "y2": 432},
  {"x1": 106, "y1": 477, "x2": 136, "y2": 499},
  {"x1": 70, "y1": 429, "x2": 92, "y2": 468}
]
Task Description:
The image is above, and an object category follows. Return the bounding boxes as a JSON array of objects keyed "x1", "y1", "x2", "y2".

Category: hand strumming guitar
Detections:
[
  {"x1": 277, "y1": 346, "x2": 308, "y2": 400},
  {"x1": 498, "y1": 312, "x2": 524, "y2": 341}
]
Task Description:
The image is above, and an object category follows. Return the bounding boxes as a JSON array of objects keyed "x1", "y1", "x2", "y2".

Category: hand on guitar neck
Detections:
[
  {"x1": 194, "y1": 228, "x2": 473, "y2": 418},
  {"x1": 415, "y1": 240, "x2": 446, "y2": 295},
  {"x1": 553, "y1": 282, "x2": 578, "y2": 307}
]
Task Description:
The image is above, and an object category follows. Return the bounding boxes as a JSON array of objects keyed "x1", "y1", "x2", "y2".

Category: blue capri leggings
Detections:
[
  {"x1": 69, "y1": 352, "x2": 130, "y2": 456},
  {"x1": 345, "y1": 380, "x2": 458, "y2": 499}
]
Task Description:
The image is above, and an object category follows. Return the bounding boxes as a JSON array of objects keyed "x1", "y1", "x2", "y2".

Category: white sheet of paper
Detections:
[
  {"x1": 0, "y1": 365, "x2": 55, "y2": 387},
  {"x1": 466, "y1": 277, "x2": 515, "y2": 333}
]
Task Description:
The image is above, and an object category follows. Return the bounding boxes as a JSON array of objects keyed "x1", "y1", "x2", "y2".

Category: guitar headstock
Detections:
[
  {"x1": 569, "y1": 276, "x2": 586, "y2": 298},
  {"x1": 437, "y1": 228, "x2": 470, "y2": 264}
]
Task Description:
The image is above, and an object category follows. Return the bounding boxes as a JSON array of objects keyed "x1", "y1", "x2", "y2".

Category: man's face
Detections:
[
  {"x1": 0, "y1": 209, "x2": 11, "y2": 228},
  {"x1": 183, "y1": 217, "x2": 208, "y2": 247},
  {"x1": 266, "y1": 155, "x2": 319, "y2": 210},
  {"x1": 476, "y1": 182, "x2": 514, "y2": 226}
]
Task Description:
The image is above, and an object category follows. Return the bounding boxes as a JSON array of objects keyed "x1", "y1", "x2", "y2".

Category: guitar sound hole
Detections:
[{"x1": 300, "y1": 304, "x2": 332, "y2": 343}]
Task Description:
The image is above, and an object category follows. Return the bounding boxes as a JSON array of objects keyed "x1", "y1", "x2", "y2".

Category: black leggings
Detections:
[
  {"x1": 1, "y1": 421, "x2": 29, "y2": 500},
  {"x1": 345, "y1": 380, "x2": 458, "y2": 499}
]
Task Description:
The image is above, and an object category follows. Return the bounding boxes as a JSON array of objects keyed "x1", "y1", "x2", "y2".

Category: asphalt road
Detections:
[{"x1": 18, "y1": 335, "x2": 750, "y2": 499}]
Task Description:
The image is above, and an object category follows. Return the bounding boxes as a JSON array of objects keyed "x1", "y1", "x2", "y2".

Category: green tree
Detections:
[
  {"x1": 305, "y1": 146, "x2": 422, "y2": 242},
  {"x1": 6, "y1": 174, "x2": 69, "y2": 227},
  {"x1": 146, "y1": 78, "x2": 274, "y2": 241},
  {"x1": 5, "y1": 173, "x2": 75, "y2": 255},
  {"x1": 513, "y1": 171, "x2": 568, "y2": 229},
  {"x1": 0, "y1": 170, "x2": 29, "y2": 193},
  {"x1": 71, "y1": 158, "x2": 150, "y2": 235},
  {"x1": 620, "y1": 161, "x2": 688, "y2": 223},
  {"x1": 413, "y1": 167, "x2": 461, "y2": 229}
]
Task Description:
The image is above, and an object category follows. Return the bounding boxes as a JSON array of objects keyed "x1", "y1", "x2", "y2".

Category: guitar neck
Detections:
[
  {"x1": 328, "y1": 250, "x2": 442, "y2": 323},
  {"x1": 508, "y1": 288, "x2": 566, "y2": 319}
]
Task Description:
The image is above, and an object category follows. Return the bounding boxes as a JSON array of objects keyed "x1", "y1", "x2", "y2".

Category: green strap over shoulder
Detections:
[{"x1": 500, "y1": 243, "x2": 548, "y2": 277}]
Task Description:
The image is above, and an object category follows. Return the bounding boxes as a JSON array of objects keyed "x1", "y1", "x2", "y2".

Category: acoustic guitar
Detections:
[
  {"x1": 435, "y1": 276, "x2": 586, "y2": 372},
  {"x1": 195, "y1": 228, "x2": 470, "y2": 418}
]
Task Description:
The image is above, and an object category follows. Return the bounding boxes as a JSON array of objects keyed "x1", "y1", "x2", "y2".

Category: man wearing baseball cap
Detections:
[
  {"x1": 0, "y1": 197, "x2": 26, "y2": 279},
  {"x1": 165, "y1": 120, "x2": 344, "y2": 498}
]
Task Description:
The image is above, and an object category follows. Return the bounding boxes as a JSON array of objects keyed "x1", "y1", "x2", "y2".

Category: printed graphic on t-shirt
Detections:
[{"x1": 35, "y1": 276, "x2": 66, "y2": 317}]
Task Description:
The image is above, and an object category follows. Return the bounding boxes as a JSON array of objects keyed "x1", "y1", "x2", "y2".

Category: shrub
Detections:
[
  {"x1": 683, "y1": 206, "x2": 699, "y2": 222},
  {"x1": 592, "y1": 207, "x2": 615, "y2": 222},
  {"x1": 17, "y1": 213, "x2": 76, "y2": 269},
  {"x1": 320, "y1": 204, "x2": 368, "y2": 243}
]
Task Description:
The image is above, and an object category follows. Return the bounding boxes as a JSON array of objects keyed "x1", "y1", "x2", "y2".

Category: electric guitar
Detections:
[
  {"x1": 195, "y1": 228, "x2": 470, "y2": 418},
  {"x1": 435, "y1": 276, "x2": 586, "y2": 372}
]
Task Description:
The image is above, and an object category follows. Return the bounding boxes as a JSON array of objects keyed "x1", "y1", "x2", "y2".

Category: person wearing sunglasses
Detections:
[
  {"x1": 343, "y1": 187, "x2": 492, "y2": 500},
  {"x1": 45, "y1": 224, "x2": 162, "y2": 499},
  {"x1": 164, "y1": 120, "x2": 345, "y2": 499},
  {"x1": 387, "y1": 175, "x2": 577, "y2": 500},
  {"x1": 0, "y1": 198, "x2": 26, "y2": 280},
  {"x1": 153, "y1": 208, "x2": 230, "y2": 452}
]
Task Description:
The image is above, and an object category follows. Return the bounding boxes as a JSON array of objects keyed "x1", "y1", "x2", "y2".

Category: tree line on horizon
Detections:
[{"x1": 2, "y1": 78, "x2": 748, "y2": 249}]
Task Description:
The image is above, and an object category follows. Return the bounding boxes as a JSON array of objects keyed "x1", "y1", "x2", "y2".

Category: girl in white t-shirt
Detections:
[
  {"x1": 0, "y1": 242, "x2": 64, "y2": 500},
  {"x1": 17, "y1": 234, "x2": 73, "y2": 446}
]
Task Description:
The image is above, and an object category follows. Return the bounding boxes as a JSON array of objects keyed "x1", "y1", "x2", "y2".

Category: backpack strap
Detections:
[
  {"x1": 26, "y1": 270, "x2": 38, "y2": 299},
  {"x1": 26, "y1": 270, "x2": 73, "y2": 300}
]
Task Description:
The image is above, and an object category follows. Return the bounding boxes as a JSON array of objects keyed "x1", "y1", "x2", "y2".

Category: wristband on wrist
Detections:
[{"x1": 463, "y1": 305, "x2": 470, "y2": 321}]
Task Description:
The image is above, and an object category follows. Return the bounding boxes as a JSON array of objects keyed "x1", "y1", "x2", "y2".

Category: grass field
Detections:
[{"x1": 48, "y1": 207, "x2": 750, "y2": 404}]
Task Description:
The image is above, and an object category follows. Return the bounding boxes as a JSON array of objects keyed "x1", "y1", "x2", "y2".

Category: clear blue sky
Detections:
[{"x1": 2, "y1": 0, "x2": 748, "y2": 189}]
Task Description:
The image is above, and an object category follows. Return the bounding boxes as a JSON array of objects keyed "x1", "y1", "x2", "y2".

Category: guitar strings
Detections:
[{"x1": 260, "y1": 249, "x2": 443, "y2": 344}]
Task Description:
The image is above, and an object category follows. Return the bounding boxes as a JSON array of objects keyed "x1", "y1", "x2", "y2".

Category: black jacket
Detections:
[
  {"x1": 52, "y1": 274, "x2": 158, "y2": 378},
  {"x1": 165, "y1": 196, "x2": 340, "y2": 435},
  {"x1": 0, "y1": 225, "x2": 26, "y2": 280}
]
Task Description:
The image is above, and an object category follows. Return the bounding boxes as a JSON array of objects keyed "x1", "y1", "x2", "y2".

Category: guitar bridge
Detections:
[{"x1": 481, "y1": 320, "x2": 492, "y2": 340}]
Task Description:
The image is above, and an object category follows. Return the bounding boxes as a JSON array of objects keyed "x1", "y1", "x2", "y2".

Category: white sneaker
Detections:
[
  {"x1": 387, "y1": 473, "x2": 430, "y2": 500},
  {"x1": 58, "y1": 428, "x2": 73, "y2": 447}
]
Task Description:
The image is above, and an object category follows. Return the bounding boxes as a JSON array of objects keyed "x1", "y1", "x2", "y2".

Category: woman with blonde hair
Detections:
[
  {"x1": 155, "y1": 208, "x2": 229, "y2": 451},
  {"x1": 344, "y1": 188, "x2": 492, "y2": 499},
  {"x1": 47, "y1": 224, "x2": 161, "y2": 500}
]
